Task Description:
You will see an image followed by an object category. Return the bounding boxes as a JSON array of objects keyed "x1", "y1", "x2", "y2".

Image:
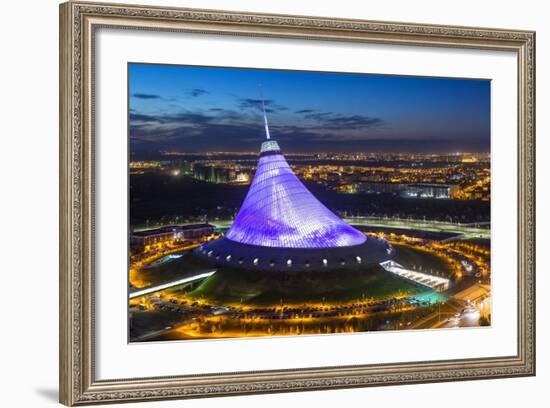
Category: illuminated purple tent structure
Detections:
[{"x1": 196, "y1": 99, "x2": 393, "y2": 272}]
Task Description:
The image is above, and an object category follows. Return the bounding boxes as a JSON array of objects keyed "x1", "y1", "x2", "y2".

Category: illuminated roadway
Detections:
[
  {"x1": 129, "y1": 270, "x2": 216, "y2": 299},
  {"x1": 206, "y1": 217, "x2": 489, "y2": 239},
  {"x1": 343, "y1": 217, "x2": 490, "y2": 239},
  {"x1": 134, "y1": 216, "x2": 489, "y2": 240}
]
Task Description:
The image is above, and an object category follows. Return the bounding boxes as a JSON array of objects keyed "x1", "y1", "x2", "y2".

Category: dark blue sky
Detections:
[{"x1": 129, "y1": 63, "x2": 490, "y2": 154}]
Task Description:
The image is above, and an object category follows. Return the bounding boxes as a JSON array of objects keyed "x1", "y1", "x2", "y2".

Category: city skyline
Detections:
[
  {"x1": 128, "y1": 64, "x2": 492, "y2": 341},
  {"x1": 129, "y1": 63, "x2": 491, "y2": 154}
]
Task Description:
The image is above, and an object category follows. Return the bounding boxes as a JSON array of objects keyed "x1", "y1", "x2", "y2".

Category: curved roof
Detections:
[
  {"x1": 224, "y1": 141, "x2": 367, "y2": 249},
  {"x1": 196, "y1": 236, "x2": 393, "y2": 272}
]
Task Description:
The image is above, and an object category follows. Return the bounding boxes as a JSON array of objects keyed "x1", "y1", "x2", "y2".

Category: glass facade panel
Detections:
[{"x1": 225, "y1": 147, "x2": 367, "y2": 249}]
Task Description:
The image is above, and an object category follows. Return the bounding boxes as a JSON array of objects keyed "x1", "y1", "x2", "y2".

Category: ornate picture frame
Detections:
[{"x1": 59, "y1": 1, "x2": 535, "y2": 405}]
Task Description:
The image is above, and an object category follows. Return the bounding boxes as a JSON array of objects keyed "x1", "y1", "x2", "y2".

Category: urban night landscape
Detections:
[{"x1": 128, "y1": 63, "x2": 491, "y2": 342}]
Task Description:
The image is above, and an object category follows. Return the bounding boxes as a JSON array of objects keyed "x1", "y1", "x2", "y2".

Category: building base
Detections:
[{"x1": 195, "y1": 236, "x2": 394, "y2": 272}]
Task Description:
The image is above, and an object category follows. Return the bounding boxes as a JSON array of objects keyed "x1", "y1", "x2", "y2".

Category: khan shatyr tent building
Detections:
[{"x1": 196, "y1": 100, "x2": 394, "y2": 272}]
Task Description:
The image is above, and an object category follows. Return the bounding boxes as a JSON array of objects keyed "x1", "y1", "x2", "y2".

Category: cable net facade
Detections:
[{"x1": 225, "y1": 149, "x2": 367, "y2": 249}]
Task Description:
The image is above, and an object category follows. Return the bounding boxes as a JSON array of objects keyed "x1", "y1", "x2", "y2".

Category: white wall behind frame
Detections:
[{"x1": 0, "y1": 1, "x2": 546, "y2": 408}]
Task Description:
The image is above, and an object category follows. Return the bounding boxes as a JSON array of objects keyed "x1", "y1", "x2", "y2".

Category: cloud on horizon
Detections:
[
  {"x1": 129, "y1": 99, "x2": 486, "y2": 154},
  {"x1": 129, "y1": 103, "x2": 400, "y2": 154},
  {"x1": 132, "y1": 93, "x2": 161, "y2": 99},
  {"x1": 188, "y1": 88, "x2": 209, "y2": 97},
  {"x1": 238, "y1": 98, "x2": 289, "y2": 113}
]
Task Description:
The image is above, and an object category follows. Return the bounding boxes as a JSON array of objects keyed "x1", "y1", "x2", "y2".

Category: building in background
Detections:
[
  {"x1": 193, "y1": 163, "x2": 250, "y2": 184},
  {"x1": 131, "y1": 223, "x2": 214, "y2": 251},
  {"x1": 400, "y1": 183, "x2": 455, "y2": 199}
]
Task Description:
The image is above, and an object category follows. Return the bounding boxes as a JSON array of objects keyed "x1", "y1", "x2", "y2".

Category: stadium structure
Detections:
[{"x1": 196, "y1": 96, "x2": 393, "y2": 272}]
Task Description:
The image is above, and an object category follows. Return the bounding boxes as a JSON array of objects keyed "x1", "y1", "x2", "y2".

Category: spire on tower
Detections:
[{"x1": 259, "y1": 84, "x2": 271, "y2": 140}]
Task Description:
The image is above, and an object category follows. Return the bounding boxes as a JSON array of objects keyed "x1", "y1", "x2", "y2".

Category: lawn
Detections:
[{"x1": 188, "y1": 264, "x2": 421, "y2": 306}]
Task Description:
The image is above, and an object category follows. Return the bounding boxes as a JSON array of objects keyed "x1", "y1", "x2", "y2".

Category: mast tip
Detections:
[{"x1": 259, "y1": 85, "x2": 271, "y2": 140}]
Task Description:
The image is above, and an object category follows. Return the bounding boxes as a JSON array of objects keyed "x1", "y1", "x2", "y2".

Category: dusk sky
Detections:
[{"x1": 129, "y1": 63, "x2": 490, "y2": 154}]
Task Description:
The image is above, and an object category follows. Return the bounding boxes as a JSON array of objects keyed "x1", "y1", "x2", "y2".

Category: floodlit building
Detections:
[
  {"x1": 400, "y1": 183, "x2": 453, "y2": 199},
  {"x1": 131, "y1": 223, "x2": 214, "y2": 250},
  {"x1": 196, "y1": 98, "x2": 393, "y2": 272}
]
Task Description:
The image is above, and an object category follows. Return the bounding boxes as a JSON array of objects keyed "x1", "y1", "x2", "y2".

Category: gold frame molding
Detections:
[{"x1": 59, "y1": 1, "x2": 536, "y2": 405}]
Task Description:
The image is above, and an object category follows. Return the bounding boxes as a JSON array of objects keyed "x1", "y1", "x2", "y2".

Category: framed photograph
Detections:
[{"x1": 59, "y1": 1, "x2": 536, "y2": 405}]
